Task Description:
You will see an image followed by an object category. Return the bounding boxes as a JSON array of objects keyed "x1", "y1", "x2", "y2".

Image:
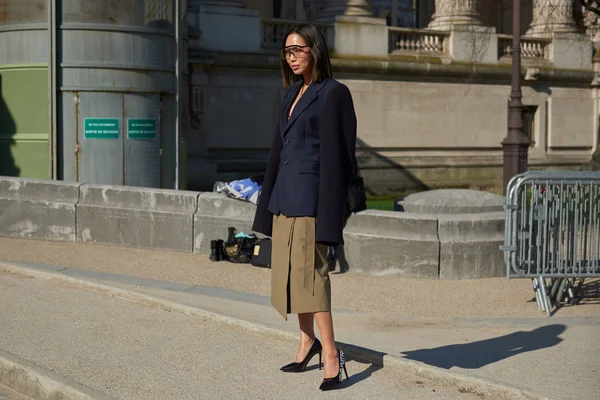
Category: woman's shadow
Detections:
[
  {"x1": 1, "y1": 75, "x2": 20, "y2": 177},
  {"x1": 401, "y1": 324, "x2": 567, "y2": 369}
]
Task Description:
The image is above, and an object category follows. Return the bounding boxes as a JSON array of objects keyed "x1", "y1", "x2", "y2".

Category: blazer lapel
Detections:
[
  {"x1": 283, "y1": 79, "x2": 327, "y2": 136},
  {"x1": 280, "y1": 82, "x2": 302, "y2": 138}
]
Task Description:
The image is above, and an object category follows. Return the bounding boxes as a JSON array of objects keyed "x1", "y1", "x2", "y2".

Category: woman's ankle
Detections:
[
  {"x1": 299, "y1": 333, "x2": 315, "y2": 344},
  {"x1": 321, "y1": 346, "x2": 338, "y2": 358}
]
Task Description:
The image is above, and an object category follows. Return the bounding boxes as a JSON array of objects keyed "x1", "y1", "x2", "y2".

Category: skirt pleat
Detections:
[{"x1": 270, "y1": 214, "x2": 331, "y2": 320}]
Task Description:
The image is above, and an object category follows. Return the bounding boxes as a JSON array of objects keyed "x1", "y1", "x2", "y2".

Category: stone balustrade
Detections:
[
  {"x1": 188, "y1": 0, "x2": 590, "y2": 68},
  {"x1": 189, "y1": 0, "x2": 589, "y2": 69},
  {"x1": 497, "y1": 34, "x2": 552, "y2": 63},
  {"x1": 260, "y1": 18, "x2": 556, "y2": 65},
  {"x1": 388, "y1": 27, "x2": 449, "y2": 55}
]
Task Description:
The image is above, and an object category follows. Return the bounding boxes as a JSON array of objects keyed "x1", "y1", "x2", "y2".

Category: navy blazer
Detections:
[{"x1": 252, "y1": 78, "x2": 357, "y2": 246}]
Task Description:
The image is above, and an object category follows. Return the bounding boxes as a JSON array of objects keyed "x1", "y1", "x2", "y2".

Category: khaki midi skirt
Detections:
[{"x1": 271, "y1": 214, "x2": 331, "y2": 320}]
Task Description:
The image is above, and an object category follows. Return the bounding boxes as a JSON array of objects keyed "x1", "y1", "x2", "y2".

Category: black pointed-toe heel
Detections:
[
  {"x1": 319, "y1": 348, "x2": 349, "y2": 391},
  {"x1": 280, "y1": 338, "x2": 323, "y2": 373}
]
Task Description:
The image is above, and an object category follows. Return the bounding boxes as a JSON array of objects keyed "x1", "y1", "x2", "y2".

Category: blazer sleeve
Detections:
[
  {"x1": 252, "y1": 119, "x2": 283, "y2": 237},
  {"x1": 316, "y1": 83, "x2": 357, "y2": 246}
]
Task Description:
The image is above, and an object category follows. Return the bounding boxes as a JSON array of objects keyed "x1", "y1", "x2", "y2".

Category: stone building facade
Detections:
[{"x1": 186, "y1": 0, "x2": 597, "y2": 194}]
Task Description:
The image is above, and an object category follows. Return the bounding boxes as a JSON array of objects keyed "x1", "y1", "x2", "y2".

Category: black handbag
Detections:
[
  {"x1": 347, "y1": 165, "x2": 367, "y2": 213},
  {"x1": 222, "y1": 227, "x2": 259, "y2": 264},
  {"x1": 251, "y1": 238, "x2": 272, "y2": 268}
]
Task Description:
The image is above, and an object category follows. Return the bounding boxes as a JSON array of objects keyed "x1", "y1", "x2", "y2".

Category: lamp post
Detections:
[
  {"x1": 502, "y1": 0, "x2": 530, "y2": 194},
  {"x1": 583, "y1": 1, "x2": 600, "y2": 170}
]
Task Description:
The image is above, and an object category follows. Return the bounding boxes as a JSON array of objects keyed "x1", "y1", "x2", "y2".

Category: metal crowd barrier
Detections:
[{"x1": 501, "y1": 171, "x2": 600, "y2": 316}]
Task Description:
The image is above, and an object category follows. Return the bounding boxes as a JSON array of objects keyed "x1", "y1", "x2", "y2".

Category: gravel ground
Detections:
[{"x1": 1, "y1": 238, "x2": 598, "y2": 319}]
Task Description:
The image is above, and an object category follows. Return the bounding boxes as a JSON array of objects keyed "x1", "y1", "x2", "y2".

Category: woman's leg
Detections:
[
  {"x1": 296, "y1": 312, "x2": 316, "y2": 362},
  {"x1": 314, "y1": 311, "x2": 338, "y2": 377}
]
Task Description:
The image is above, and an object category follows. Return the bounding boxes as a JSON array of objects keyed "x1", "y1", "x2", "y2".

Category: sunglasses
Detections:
[{"x1": 280, "y1": 45, "x2": 310, "y2": 60}]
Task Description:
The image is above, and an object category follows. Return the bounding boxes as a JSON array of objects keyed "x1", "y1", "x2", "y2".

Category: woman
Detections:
[{"x1": 252, "y1": 24, "x2": 357, "y2": 391}]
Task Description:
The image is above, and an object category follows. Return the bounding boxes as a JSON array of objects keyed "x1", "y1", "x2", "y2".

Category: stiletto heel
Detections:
[
  {"x1": 280, "y1": 338, "x2": 322, "y2": 373},
  {"x1": 319, "y1": 352, "x2": 322, "y2": 370},
  {"x1": 319, "y1": 348, "x2": 349, "y2": 391}
]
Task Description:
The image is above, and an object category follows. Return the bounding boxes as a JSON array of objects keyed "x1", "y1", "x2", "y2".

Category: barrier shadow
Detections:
[
  {"x1": 575, "y1": 278, "x2": 600, "y2": 306},
  {"x1": 0, "y1": 75, "x2": 20, "y2": 177},
  {"x1": 401, "y1": 324, "x2": 566, "y2": 369}
]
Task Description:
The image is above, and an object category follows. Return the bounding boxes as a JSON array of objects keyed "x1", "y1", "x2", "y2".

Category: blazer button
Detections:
[
  {"x1": 283, "y1": 160, "x2": 289, "y2": 165},
  {"x1": 284, "y1": 140, "x2": 290, "y2": 145}
]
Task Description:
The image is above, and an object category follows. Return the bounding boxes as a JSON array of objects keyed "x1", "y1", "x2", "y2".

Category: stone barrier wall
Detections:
[
  {"x1": 77, "y1": 185, "x2": 200, "y2": 253},
  {"x1": 0, "y1": 177, "x2": 80, "y2": 242},
  {"x1": 437, "y1": 213, "x2": 505, "y2": 279},
  {"x1": 343, "y1": 210, "x2": 440, "y2": 278},
  {"x1": 193, "y1": 192, "x2": 258, "y2": 254},
  {"x1": 0, "y1": 177, "x2": 505, "y2": 279}
]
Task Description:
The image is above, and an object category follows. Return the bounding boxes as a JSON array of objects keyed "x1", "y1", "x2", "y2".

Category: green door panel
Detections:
[{"x1": 0, "y1": 66, "x2": 49, "y2": 178}]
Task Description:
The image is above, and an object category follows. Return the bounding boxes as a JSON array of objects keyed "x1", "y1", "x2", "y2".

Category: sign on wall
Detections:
[
  {"x1": 84, "y1": 118, "x2": 120, "y2": 139},
  {"x1": 127, "y1": 118, "x2": 157, "y2": 140}
]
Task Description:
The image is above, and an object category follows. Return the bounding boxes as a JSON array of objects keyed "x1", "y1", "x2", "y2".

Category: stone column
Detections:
[
  {"x1": 428, "y1": 0, "x2": 483, "y2": 30},
  {"x1": 583, "y1": 6, "x2": 600, "y2": 45},
  {"x1": 316, "y1": 0, "x2": 374, "y2": 22},
  {"x1": 526, "y1": 0, "x2": 578, "y2": 37}
]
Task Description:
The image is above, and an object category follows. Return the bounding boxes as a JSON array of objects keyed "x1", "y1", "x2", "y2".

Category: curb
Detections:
[
  {"x1": 0, "y1": 349, "x2": 115, "y2": 400},
  {"x1": 0, "y1": 262, "x2": 552, "y2": 400}
]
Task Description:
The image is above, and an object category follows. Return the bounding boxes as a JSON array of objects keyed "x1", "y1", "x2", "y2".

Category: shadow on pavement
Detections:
[
  {"x1": 1, "y1": 75, "x2": 20, "y2": 177},
  {"x1": 578, "y1": 278, "x2": 600, "y2": 306},
  {"x1": 342, "y1": 363, "x2": 382, "y2": 390},
  {"x1": 334, "y1": 341, "x2": 384, "y2": 390},
  {"x1": 400, "y1": 324, "x2": 567, "y2": 369}
]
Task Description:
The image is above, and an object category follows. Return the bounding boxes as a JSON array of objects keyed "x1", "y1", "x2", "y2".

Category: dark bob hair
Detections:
[{"x1": 280, "y1": 24, "x2": 332, "y2": 87}]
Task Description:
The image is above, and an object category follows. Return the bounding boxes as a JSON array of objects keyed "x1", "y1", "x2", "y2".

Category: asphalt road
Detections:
[{"x1": 0, "y1": 269, "x2": 488, "y2": 400}]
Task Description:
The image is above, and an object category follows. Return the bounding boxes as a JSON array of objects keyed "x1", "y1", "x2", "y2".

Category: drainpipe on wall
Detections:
[
  {"x1": 48, "y1": 0, "x2": 58, "y2": 180},
  {"x1": 175, "y1": 0, "x2": 183, "y2": 189}
]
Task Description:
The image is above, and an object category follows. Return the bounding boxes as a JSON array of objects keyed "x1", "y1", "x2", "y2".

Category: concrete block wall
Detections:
[
  {"x1": 437, "y1": 212, "x2": 505, "y2": 279},
  {"x1": 77, "y1": 185, "x2": 200, "y2": 252},
  {"x1": 0, "y1": 177, "x2": 80, "y2": 242},
  {"x1": 343, "y1": 210, "x2": 440, "y2": 277},
  {"x1": 0, "y1": 177, "x2": 505, "y2": 279},
  {"x1": 193, "y1": 192, "x2": 258, "y2": 254}
]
